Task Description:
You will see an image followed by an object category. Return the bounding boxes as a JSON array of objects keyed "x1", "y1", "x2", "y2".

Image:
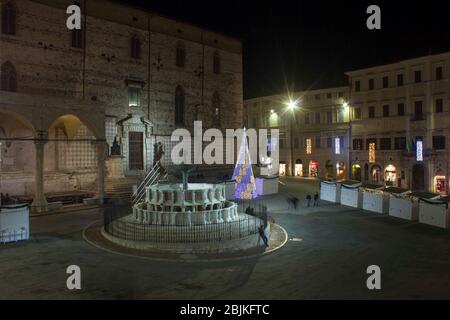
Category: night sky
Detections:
[{"x1": 120, "y1": 0, "x2": 450, "y2": 99}]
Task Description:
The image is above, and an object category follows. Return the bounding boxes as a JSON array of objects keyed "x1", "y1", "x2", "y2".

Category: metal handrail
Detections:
[
  {"x1": 132, "y1": 162, "x2": 160, "y2": 197},
  {"x1": 132, "y1": 172, "x2": 161, "y2": 204},
  {"x1": 132, "y1": 168, "x2": 159, "y2": 199}
]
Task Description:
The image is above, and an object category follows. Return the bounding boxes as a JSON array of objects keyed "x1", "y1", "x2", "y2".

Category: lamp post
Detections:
[
  {"x1": 286, "y1": 99, "x2": 298, "y2": 176},
  {"x1": 342, "y1": 101, "x2": 351, "y2": 180}
]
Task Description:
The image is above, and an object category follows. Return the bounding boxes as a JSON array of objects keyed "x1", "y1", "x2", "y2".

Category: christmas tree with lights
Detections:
[{"x1": 232, "y1": 129, "x2": 257, "y2": 199}]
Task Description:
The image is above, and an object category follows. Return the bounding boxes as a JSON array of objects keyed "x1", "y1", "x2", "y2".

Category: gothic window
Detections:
[
  {"x1": 131, "y1": 36, "x2": 141, "y2": 59},
  {"x1": 175, "y1": 85, "x2": 185, "y2": 125},
  {"x1": 1, "y1": 2, "x2": 16, "y2": 35},
  {"x1": 0, "y1": 61, "x2": 17, "y2": 92},
  {"x1": 176, "y1": 42, "x2": 185, "y2": 67},
  {"x1": 213, "y1": 51, "x2": 220, "y2": 74}
]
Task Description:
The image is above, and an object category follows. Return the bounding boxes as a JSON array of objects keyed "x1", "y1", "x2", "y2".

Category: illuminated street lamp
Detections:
[{"x1": 285, "y1": 98, "x2": 300, "y2": 176}]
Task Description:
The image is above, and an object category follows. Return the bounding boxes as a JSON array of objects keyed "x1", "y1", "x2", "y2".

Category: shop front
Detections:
[
  {"x1": 309, "y1": 160, "x2": 319, "y2": 177},
  {"x1": 351, "y1": 163, "x2": 362, "y2": 181},
  {"x1": 384, "y1": 164, "x2": 397, "y2": 187},
  {"x1": 295, "y1": 159, "x2": 303, "y2": 177},
  {"x1": 434, "y1": 176, "x2": 447, "y2": 194},
  {"x1": 371, "y1": 164, "x2": 382, "y2": 184},
  {"x1": 336, "y1": 162, "x2": 346, "y2": 180}
]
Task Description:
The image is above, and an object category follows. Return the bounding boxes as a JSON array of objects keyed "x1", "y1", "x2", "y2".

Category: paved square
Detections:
[{"x1": 1, "y1": 178, "x2": 449, "y2": 299}]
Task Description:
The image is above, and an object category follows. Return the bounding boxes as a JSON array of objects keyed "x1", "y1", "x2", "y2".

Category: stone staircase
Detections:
[{"x1": 105, "y1": 177, "x2": 140, "y2": 204}]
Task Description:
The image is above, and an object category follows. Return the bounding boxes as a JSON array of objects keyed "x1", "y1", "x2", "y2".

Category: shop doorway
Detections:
[
  {"x1": 371, "y1": 165, "x2": 382, "y2": 184},
  {"x1": 412, "y1": 164, "x2": 425, "y2": 191},
  {"x1": 352, "y1": 164, "x2": 362, "y2": 181},
  {"x1": 309, "y1": 160, "x2": 319, "y2": 177}
]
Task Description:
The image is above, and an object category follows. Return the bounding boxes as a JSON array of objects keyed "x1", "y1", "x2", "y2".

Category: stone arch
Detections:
[
  {"x1": 47, "y1": 113, "x2": 103, "y2": 140},
  {"x1": 0, "y1": 109, "x2": 36, "y2": 138}
]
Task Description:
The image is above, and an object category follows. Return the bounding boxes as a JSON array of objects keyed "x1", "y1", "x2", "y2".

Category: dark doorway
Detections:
[
  {"x1": 412, "y1": 164, "x2": 425, "y2": 190},
  {"x1": 129, "y1": 131, "x2": 143, "y2": 171}
]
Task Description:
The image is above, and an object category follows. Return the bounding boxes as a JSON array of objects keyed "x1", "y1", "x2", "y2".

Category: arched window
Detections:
[
  {"x1": 1, "y1": 2, "x2": 16, "y2": 35},
  {"x1": 1, "y1": 61, "x2": 17, "y2": 92},
  {"x1": 131, "y1": 35, "x2": 140, "y2": 59},
  {"x1": 212, "y1": 92, "x2": 221, "y2": 126},
  {"x1": 213, "y1": 51, "x2": 220, "y2": 74},
  {"x1": 176, "y1": 42, "x2": 185, "y2": 67},
  {"x1": 175, "y1": 86, "x2": 185, "y2": 125}
]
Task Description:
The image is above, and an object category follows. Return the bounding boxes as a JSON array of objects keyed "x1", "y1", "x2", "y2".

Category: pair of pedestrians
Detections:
[{"x1": 306, "y1": 192, "x2": 319, "y2": 207}]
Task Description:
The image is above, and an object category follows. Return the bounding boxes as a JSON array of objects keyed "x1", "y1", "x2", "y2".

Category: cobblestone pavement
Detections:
[{"x1": 1, "y1": 177, "x2": 449, "y2": 299}]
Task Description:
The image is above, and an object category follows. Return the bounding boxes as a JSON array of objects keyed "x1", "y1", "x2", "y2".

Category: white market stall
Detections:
[
  {"x1": 418, "y1": 196, "x2": 450, "y2": 229},
  {"x1": 340, "y1": 180, "x2": 363, "y2": 208},
  {"x1": 0, "y1": 204, "x2": 30, "y2": 243},
  {"x1": 361, "y1": 184, "x2": 387, "y2": 214},
  {"x1": 255, "y1": 176, "x2": 279, "y2": 196},
  {"x1": 320, "y1": 180, "x2": 341, "y2": 203},
  {"x1": 389, "y1": 192, "x2": 439, "y2": 221}
]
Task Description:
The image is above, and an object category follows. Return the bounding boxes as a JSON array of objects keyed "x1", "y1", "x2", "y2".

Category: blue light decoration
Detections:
[
  {"x1": 232, "y1": 128, "x2": 257, "y2": 199},
  {"x1": 416, "y1": 140, "x2": 423, "y2": 161}
]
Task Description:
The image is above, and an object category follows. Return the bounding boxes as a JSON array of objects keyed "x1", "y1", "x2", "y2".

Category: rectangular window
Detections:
[
  {"x1": 382, "y1": 76, "x2": 389, "y2": 88},
  {"x1": 315, "y1": 136, "x2": 321, "y2": 149},
  {"x1": 327, "y1": 93, "x2": 332, "y2": 99},
  {"x1": 380, "y1": 138, "x2": 391, "y2": 150},
  {"x1": 366, "y1": 138, "x2": 377, "y2": 150},
  {"x1": 397, "y1": 74, "x2": 404, "y2": 86},
  {"x1": 436, "y1": 66, "x2": 443, "y2": 80},
  {"x1": 306, "y1": 138, "x2": 312, "y2": 154},
  {"x1": 383, "y1": 105, "x2": 389, "y2": 117},
  {"x1": 353, "y1": 139, "x2": 363, "y2": 150},
  {"x1": 369, "y1": 78, "x2": 374, "y2": 90},
  {"x1": 414, "y1": 70, "x2": 422, "y2": 83},
  {"x1": 337, "y1": 109, "x2": 344, "y2": 123},
  {"x1": 435, "y1": 98, "x2": 443, "y2": 113},
  {"x1": 394, "y1": 137, "x2": 406, "y2": 150},
  {"x1": 315, "y1": 112, "x2": 321, "y2": 124},
  {"x1": 327, "y1": 137, "x2": 332, "y2": 148},
  {"x1": 280, "y1": 139, "x2": 285, "y2": 149},
  {"x1": 433, "y1": 136, "x2": 446, "y2": 150},
  {"x1": 294, "y1": 137, "x2": 299, "y2": 149},
  {"x1": 326, "y1": 111, "x2": 332, "y2": 124},
  {"x1": 397, "y1": 103, "x2": 405, "y2": 116},
  {"x1": 354, "y1": 107, "x2": 361, "y2": 119},
  {"x1": 355, "y1": 80, "x2": 361, "y2": 92},
  {"x1": 128, "y1": 87, "x2": 141, "y2": 107},
  {"x1": 339, "y1": 136, "x2": 345, "y2": 149},
  {"x1": 369, "y1": 106, "x2": 375, "y2": 118},
  {"x1": 315, "y1": 94, "x2": 320, "y2": 100},
  {"x1": 305, "y1": 113, "x2": 310, "y2": 125},
  {"x1": 338, "y1": 92, "x2": 344, "y2": 98},
  {"x1": 414, "y1": 101, "x2": 423, "y2": 120}
]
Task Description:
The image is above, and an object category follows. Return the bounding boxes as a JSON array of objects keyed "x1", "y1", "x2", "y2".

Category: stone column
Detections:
[
  {"x1": 31, "y1": 131, "x2": 48, "y2": 213},
  {"x1": 95, "y1": 140, "x2": 107, "y2": 204}
]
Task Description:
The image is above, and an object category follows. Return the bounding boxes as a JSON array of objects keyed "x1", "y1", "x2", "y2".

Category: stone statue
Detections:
[
  {"x1": 110, "y1": 137, "x2": 121, "y2": 156},
  {"x1": 153, "y1": 142, "x2": 165, "y2": 165},
  {"x1": 176, "y1": 163, "x2": 193, "y2": 191}
]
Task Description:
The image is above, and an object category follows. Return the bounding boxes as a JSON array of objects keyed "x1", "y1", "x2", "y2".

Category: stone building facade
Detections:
[
  {"x1": 244, "y1": 52, "x2": 450, "y2": 194},
  {"x1": 347, "y1": 51, "x2": 450, "y2": 193},
  {"x1": 0, "y1": 0, "x2": 243, "y2": 211},
  {"x1": 243, "y1": 87, "x2": 350, "y2": 179}
]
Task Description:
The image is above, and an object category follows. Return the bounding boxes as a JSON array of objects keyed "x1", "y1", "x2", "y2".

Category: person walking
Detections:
[
  {"x1": 258, "y1": 225, "x2": 269, "y2": 247},
  {"x1": 306, "y1": 194, "x2": 312, "y2": 207},
  {"x1": 314, "y1": 192, "x2": 319, "y2": 207}
]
